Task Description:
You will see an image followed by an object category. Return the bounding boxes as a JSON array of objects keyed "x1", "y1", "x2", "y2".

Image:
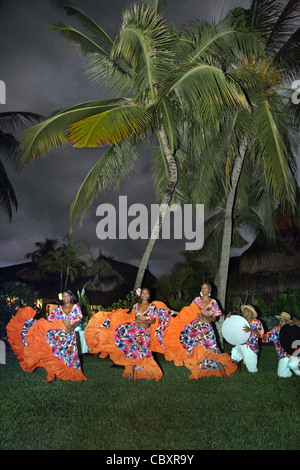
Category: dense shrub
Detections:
[{"x1": 0, "y1": 281, "x2": 41, "y2": 325}]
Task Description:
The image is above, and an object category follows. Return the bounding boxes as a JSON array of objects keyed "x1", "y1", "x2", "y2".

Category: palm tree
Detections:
[
  {"x1": 25, "y1": 238, "x2": 58, "y2": 263},
  {"x1": 18, "y1": 0, "x2": 261, "y2": 290},
  {"x1": 37, "y1": 233, "x2": 91, "y2": 291},
  {"x1": 213, "y1": 0, "x2": 300, "y2": 311},
  {"x1": 59, "y1": 233, "x2": 91, "y2": 290},
  {"x1": 0, "y1": 111, "x2": 43, "y2": 220},
  {"x1": 182, "y1": 1, "x2": 299, "y2": 319}
]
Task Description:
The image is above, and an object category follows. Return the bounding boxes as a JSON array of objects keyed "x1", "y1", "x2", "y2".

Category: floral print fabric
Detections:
[
  {"x1": 191, "y1": 297, "x2": 222, "y2": 317},
  {"x1": 263, "y1": 325, "x2": 289, "y2": 360},
  {"x1": 154, "y1": 309, "x2": 173, "y2": 349},
  {"x1": 180, "y1": 298, "x2": 222, "y2": 370},
  {"x1": 113, "y1": 303, "x2": 158, "y2": 359},
  {"x1": 46, "y1": 305, "x2": 82, "y2": 370},
  {"x1": 246, "y1": 319, "x2": 264, "y2": 355},
  {"x1": 114, "y1": 322, "x2": 152, "y2": 360},
  {"x1": 21, "y1": 318, "x2": 38, "y2": 346}
]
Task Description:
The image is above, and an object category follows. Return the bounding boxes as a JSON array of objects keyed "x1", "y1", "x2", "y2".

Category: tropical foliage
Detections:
[
  {"x1": 18, "y1": 0, "x2": 262, "y2": 290},
  {"x1": 0, "y1": 111, "x2": 43, "y2": 220},
  {"x1": 0, "y1": 281, "x2": 40, "y2": 325},
  {"x1": 27, "y1": 234, "x2": 92, "y2": 292},
  {"x1": 183, "y1": 0, "x2": 300, "y2": 312},
  {"x1": 253, "y1": 289, "x2": 300, "y2": 317},
  {"x1": 17, "y1": 0, "x2": 299, "y2": 308},
  {"x1": 96, "y1": 290, "x2": 137, "y2": 313}
]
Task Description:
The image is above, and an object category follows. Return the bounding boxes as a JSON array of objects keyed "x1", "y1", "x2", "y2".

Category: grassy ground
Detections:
[{"x1": 0, "y1": 343, "x2": 299, "y2": 451}]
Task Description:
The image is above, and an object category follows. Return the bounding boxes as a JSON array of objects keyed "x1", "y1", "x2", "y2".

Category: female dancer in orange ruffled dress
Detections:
[
  {"x1": 6, "y1": 290, "x2": 87, "y2": 383},
  {"x1": 163, "y1": 283, "x2": 237, "y2": 379},
  {"x1": 84, "y1": 287, "x2": 176, "y2": 382}
]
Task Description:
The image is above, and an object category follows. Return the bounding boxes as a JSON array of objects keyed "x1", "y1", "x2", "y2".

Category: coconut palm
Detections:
[
  {"x1": 187, "y1": 0, "x2": 300, "y2": 314},
  {"x1": 25, "y1": 238, "x2": 58, "y2": 263},
  {"x1": 59, "y1": 233, "x2": 92, "y2": 289},
  {"x1": 0, "y1": 111, "x2": 43, "y2": 220},
  {"x1": 37, "y1": 233, "x2": 91, "y2": 291},
  {"x1": 18, "y1": 0, "x2": 262, "y2": 290}
]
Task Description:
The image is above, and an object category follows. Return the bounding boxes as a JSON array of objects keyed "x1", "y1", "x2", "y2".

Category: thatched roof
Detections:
[
  {"x1": 0, "y1": 262, "x2": 62, "y2": 300},
  {"x1": 228, "y1": 227, "x2": 300, "y2": 297},
  {"x1": 0, "y1": 255, "x2": 157, "y2": 307},
  {"x1": 84, "y1": 254, "x2": 157, "y2": 306}
]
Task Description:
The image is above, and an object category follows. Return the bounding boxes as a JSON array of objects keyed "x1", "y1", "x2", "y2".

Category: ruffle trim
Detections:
[
  {"x1": 6, "y1": 307, "x2": 37, "y2": 372},
  {"x1": 149, "y1": 301, "x2": 170, "y2": 354},
  {"x1": 122, "y1": 360, "x2": 163, "y2": 381},
  {"x1": 25, "y1": 318, "x2": 87, "y2": 382},
  {"x1": 7, "y1": 308, "x2": 86, "y2": 382},
  {"x1": 183, "y1": 343, "x2": 237, "y2": 378},
  {"x1": 84, "y1": 310, "x2": 113, "y2": 355},
  {"x1": 163, "y1": 303, "x2": 237, "y2": 378},
  {"x1": 163, "y1": 303, "x2": 200, "y2": 365},
  {"x1": 85, "y1": 306, "x2": 164, "y2": 381}
]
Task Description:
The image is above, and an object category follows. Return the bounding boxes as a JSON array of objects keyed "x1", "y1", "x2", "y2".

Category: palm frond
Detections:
[
  {"x1": 82, "y1": 53, "x2": 134, "y2": 95},
  {"x1": 0, "y1": 111, "x2": 44, "y2": 133},
  {"x1": 49, "y1": 21, "x2": 110, "y2": 56},
  {"x1": 0, "y1": 159, "x2": 18, "y2": 220},
  {"x1": 157, "y1": 96, "x2": 178, "y2": 154},
  {"x1": 250, "y1": 96, "x2": 297, "y2": 208},
  {"x1": 185, "y1": 21, "x2": 264, "y2": 66},
  {"x1": 54, "y1": 0, "x2": 113, "y2": 52},
  {"x1": 266, "y1": 0, "x2": 300, "y2": 49},
  {"x1": 272, "y1": 27, "x2": 300, "y2": 80},
  {"x1": 69, "y1": 141, "x2": 139, "y2": 227},
  {"x1": 249, "y1": 0, "x2": 282, "y2": 32},
  {"x1": 51, "y1": 98, "x2": 123, "y2": 116},
  {"x1": 0, "y1": 130, "x2": 19, "y2": 164},
  {"x1": 163, "y1": 62, "x2": 250, "y2": 121},
  {"x1": 69, "y1": 104, "x2": 152, "y2": 147},
  {"x1": 224, "y1": 107, "x2": 252, "y2": 180},
  {"x1": 112, "y1": 3, "x2": 175, "y2": 101},
  {"x1": 18, "y1": 100, "x2": 125, "y2": 164}
]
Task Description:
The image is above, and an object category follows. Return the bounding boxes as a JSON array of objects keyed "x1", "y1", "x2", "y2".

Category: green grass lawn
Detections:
[{"x1": 0, "y1": 343, "x2": 299, "y2": 450}]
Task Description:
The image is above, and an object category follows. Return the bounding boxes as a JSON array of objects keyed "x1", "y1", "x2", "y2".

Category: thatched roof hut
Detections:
[
  {"x1": 84, "y1": 253, "x2": 157, "y2": 306},
  {"x1": 0, "y1": 262, "x2": 60, "y2": 300},
  {"x1": 0, "y1": 254, "x2": 157, "y2": 307},
  {"x1": 228, "y1": 226, "x2": 300, "y2": 298}
]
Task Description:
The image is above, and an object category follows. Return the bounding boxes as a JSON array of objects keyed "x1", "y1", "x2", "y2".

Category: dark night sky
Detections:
[{"x1": 2, "y1": 0, "x2": 295, "y2": 279}]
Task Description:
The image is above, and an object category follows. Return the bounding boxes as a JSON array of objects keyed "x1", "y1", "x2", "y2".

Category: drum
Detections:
[
  {"x1": 222, "y1": 315, "x2": 251, "y2": 345},
  {"x1": 279, "y1": 323, "x2": 300, "y2": 356}
]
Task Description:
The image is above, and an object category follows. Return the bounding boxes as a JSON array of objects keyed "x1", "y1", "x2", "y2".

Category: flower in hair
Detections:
[{"x1": 135, "y1": 288, "x2": 141, "y2": 297}]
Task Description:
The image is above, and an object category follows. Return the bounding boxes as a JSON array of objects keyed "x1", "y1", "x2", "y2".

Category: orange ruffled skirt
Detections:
[
  {"x1": 6, "y1": 307, "x2": 87, "y2": 382},
  {"x1": 84, "y1": 301, "x2": 169, "y2": 382},
  {"x1": 163, "y1": 303, "x2": 237, "y2": 378}
]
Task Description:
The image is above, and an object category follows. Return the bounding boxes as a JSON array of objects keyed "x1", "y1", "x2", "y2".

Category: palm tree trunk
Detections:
[
  {"x1": 134, "y1": 125, "x2": 177, "y2": 290},
  {"x1": 65, "y1": 265, "x2": 70, "y2": 290},
  {"x1": 215, "y1": 140, "x2": 247, "y2": 345},
  {"x1": 60, "y1": 270, "x2": 63, "y2": 294}
]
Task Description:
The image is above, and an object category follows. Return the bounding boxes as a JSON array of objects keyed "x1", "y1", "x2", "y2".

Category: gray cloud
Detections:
[{"x1": 1, "y1": 0, "x2": 294, "y2": 280}]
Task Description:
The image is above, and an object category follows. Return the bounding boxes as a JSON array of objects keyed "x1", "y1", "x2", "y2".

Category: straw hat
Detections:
[
  {"x1": 275, "y1": 312, "x2": 291, "y2": 322},
  {"x1": 241, "y1": 305, "x2": 257, "y2": 318}
]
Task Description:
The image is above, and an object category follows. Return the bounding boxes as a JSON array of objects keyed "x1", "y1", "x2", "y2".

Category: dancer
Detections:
[
  {"x1": 163, "y1": 283, "x2": 237, "y2": 379},
  {"x1": 84, "y1": 287, "x2": 175, "y2": 381},
  {"x1": 6, "y1": 291, "x2": 87, "y2": 383},
  {"x1": 227, "y1": 305, "x2": 264, "y2": 373},
  {"x1": 263, "y1": 312, "x2": 300, "y2": 377}
]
